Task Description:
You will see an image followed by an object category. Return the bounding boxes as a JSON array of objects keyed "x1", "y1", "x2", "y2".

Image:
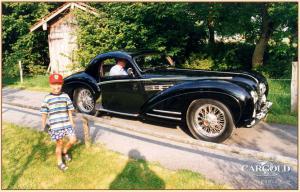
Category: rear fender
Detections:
[{"x1": 141, "y1": 80, "x2": 253, "y2": 124}]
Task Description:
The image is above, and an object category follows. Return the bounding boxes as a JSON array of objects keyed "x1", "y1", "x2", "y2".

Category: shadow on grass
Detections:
[
  {"x1": 6, "y1": 133, "x2": 52, "y2": 189},
  {"x1": 109, "y1": 149, "x2": 165, "y2": 189}
]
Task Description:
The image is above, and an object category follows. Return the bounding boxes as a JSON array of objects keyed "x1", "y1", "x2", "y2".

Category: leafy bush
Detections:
[
  {"x1": 182, "y1": 43, "x2": 254, "y2": 71},
  {"x1": 181, "y1": 42, "x2": 294, "y2": 79},
  {"x1": 182, "y1": 53, "x2": 213, "y2": 70},
  {"x1": 2, "y1": 3, "x2": 57, "y2": 78},
  {"x1": 26, "y1": 63, "x2": 47, "y2": 75},
  {"x1": 256, "y1": 43, "x2": 296, "y2": 78}
]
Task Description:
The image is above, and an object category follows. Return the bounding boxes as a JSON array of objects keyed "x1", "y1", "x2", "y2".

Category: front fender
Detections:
[
  {"x1": 62, "y1": 72, "x2": 100, "y2": 100},
  {"x1": 140, "y1": 80, "x2": 254, "y2": 125}
]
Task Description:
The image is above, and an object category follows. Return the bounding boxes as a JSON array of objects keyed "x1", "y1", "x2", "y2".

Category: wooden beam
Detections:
[
  {"x1": 30, "y1": 3, "x2": 99, "y2": 32},
  {"x1": 73, "y1": 3, "x2": 99, "y2": 16},
  {"x1": 30, "y1": 3, "x2": 71, "y2": 32}
]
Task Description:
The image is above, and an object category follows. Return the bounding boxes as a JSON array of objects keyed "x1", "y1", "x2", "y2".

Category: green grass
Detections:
[
  {"x1": 3, "y1": 75, "x2": 50, "y2": 92},
  {"x1": 265, "y1": 79, "x2": 298, "y2": 125},
  {"x1": 2, "y1": 122, "x2": 229, "y2": 189}
]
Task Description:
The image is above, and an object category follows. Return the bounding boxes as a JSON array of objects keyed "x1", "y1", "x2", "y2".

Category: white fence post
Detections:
[
  {"x1": 82, "y1": 116, "x2": 91, "y2": 148},
  {"x1": 18, "y1": 60, "x2": 23, "y2": 84},
  {"x1": 291, "y1": 61, "x2": 298, "y2": 113}
]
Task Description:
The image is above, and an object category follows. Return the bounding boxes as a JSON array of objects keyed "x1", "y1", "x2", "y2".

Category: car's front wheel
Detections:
[
  {"x1": 186, "y1": 99, "x2": 235, "y2": 143},
  {"x1": 73, "y1": 87, "x2": 96, "y2": 114}
]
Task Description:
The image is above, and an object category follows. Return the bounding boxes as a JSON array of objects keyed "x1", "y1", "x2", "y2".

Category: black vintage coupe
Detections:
[{"x1": 62, "y1": 50, "x2": 272, "y2": 142}]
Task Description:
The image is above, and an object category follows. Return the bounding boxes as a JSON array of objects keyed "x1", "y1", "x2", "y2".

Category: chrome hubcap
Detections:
[
  {"x1": 194, "y1": 104, "x2": 226, "y2": 137},
  {"x1": 77, "y1": 89, "x2": 94, "y2": 113}
]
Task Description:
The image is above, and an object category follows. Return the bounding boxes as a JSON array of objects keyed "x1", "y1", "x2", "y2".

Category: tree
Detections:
[
  {"x1": 2, "y1": 3, "x2": 60, "y2": 76},
  {"x1": 74, "y1": 3, "x2": 204, "y2": 66},
  {"x1": 2, "y1": 2, "x2": 297, "y2": 78},
  {"x1": 252, "y1": 2, "x2": 298, "y2": 68},
  {"x1": 252, "y1": 3, "x2": 273, "y2": 68}
]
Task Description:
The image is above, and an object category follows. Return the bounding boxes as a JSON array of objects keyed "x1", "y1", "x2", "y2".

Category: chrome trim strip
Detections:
[
  {"x1": 97, "y1": 77, "x2": 233, "y2": 85},
  {"x1": 146, "y1": 113, "x2": 181, "y2": 120},
  {"x1": 153, "y1": 109, "x2": 182, "y2": 115},
  {"x1": 99, "y1": 108, "x2": 139, "y2": 117},
  {"x1": 98, "y1": 79, "x2": 144, "y2": 85},
  {"x1": 144, "y1": 84, "x2": 174, "y2": 91}
]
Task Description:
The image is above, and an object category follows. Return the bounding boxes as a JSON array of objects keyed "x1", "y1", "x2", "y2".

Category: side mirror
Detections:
[{"x1": 127, "y1": 68, "x2": 135, "y2": 77}]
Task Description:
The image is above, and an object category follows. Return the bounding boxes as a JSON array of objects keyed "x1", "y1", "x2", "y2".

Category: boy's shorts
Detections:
[{"x1": 48, "y1": 126, "x2": 75, "y2": 141}]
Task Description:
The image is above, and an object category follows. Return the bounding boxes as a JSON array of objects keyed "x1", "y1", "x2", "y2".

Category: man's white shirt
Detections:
[{"x1": 109, "y1": 65, "x2": 128, "y2": 76}]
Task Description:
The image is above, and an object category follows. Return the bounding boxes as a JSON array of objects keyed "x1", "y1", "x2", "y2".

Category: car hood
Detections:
[{"x1": 142, "y1": 68, "x2": 267, "y2": 91}]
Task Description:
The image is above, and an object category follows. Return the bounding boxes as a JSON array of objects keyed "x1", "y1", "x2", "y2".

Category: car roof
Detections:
[
  {"x1": 125, "y1": 50, "x2": 161, "y2": 57},
  {"x1": 85, "y1": 50, "x2": 163, "y2": 76},
  {"x1": 94, "y1": 49, "x2": 161, "y2": 60}
]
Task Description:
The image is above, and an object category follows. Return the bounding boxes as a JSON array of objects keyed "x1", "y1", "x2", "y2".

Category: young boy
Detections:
[{"x1": 41, "y1": 73, "x2": 77, "y2": 171}]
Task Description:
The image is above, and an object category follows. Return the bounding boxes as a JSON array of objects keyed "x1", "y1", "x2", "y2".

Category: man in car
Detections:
[{"x1": 109, "y1": 58, "x2": 128, "y2": 76}]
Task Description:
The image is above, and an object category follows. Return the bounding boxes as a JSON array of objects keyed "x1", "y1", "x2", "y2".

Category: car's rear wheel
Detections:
[
  {"x1": 73, "y1": 88, "x2": 96, "y2": 114},
  {"x1": 186, "y1": 99, "x2": 235, "y2": 143}
]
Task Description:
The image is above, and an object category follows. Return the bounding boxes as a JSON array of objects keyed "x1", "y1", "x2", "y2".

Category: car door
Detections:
[{"x1": 99, "y1": 58, "x2": 147, "y2": 115}]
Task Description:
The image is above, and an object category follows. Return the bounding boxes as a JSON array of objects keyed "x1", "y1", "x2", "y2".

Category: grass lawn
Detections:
[
  {"x1": 2, "y1": 122, "x2": 229, "y2": 189},
  {"x1": 266, "y1": 79, "x2": 298, "y2": 126},
  {"x1": 3, "y1": 75, "x2": 50, "y2": 92}
]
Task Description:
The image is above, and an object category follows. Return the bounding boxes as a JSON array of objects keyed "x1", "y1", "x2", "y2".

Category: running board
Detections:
[{"x1": 146, "y1": 113, "x2": 182, "y2": 120}]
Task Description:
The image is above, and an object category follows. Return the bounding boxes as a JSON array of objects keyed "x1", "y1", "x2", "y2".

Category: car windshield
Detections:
[{"x1": 134, "y1": 53, "x2": 174, "y2": 72}]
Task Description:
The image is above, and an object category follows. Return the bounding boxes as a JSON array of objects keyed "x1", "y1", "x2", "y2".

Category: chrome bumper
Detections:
[
  {"x1": 246, "y1": 101, "x2": 272, "y2": 127},
  {"x1": 256, "y1": 101, "x2": 273, "y2": 120}
]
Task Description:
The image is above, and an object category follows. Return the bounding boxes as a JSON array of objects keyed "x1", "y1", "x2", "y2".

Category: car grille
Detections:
[
  {"x1": 255, "y1": 95, "x2": 265, "y2": 111},
  {"x1": 256, "y1": 83, "x2": 267, "y2": 111}
]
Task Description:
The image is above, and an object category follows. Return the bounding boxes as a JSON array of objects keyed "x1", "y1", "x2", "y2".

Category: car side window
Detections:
[
  {"x1": 101, "y1": 59, "x2": 115, "y2": 77},
  {"x1": 99, "y1": 58, "x2": 137, "y2": 79}
]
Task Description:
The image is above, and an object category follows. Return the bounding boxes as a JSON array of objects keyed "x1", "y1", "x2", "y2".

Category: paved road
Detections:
[
  {"x1": 2, "y1": 87, "x2": 298, "y2": 189},
  {"x1": 2, "y1": 87, "x2": 298, "y2": 158}
]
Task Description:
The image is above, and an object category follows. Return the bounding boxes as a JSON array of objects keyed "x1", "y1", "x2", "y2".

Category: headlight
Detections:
[
  {"x1": 259, "y1": 83, "x2": 266, "y2": 94},
  {"x1": 250, "y1": 90, "x2": 258, "y2": 103}
]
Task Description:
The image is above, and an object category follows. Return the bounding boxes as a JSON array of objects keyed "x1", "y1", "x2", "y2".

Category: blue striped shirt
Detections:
[{"x1": 40, "y1": 92, "x2": 74, "y2": 131}]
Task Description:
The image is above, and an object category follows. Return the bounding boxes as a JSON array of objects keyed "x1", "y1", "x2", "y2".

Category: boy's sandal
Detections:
[
  {"x1": 58, "y1": 163, "x2": 68, "y2": 171},
  {"x1": 63, "y1": 153, "x2": 72, "y2": 162}
]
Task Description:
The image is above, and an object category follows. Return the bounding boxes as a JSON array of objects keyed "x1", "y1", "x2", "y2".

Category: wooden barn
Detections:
[{"x1": 30, "y1": 2, "x2": 98, "y2": 76}]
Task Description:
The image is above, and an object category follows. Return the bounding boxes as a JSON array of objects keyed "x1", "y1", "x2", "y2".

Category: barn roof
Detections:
[{"x1": 30, "y1": 2, "x2": 98, "y2": 32}]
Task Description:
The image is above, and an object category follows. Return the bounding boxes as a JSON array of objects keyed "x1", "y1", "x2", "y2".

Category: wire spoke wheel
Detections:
[
  {"x1": 193, "y1": 104, "x2": 226, "y2": 137},
  {"x1": 76, "y1": 89, "x2": 95, "y2": 113}
]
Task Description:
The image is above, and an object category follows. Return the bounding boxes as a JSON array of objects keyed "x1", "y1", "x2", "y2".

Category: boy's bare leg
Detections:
[
  {"x1": 56, "y1": 139, "x2": 64, "y2": 165},
  {"x1": 63, "y1": 135, "x2": 77, "y2": 154}
]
